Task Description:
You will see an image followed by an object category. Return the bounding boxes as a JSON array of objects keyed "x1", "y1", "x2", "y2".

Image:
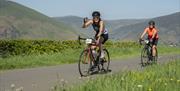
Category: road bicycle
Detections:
[
  {"x1": 139, "y1": 39, "x2": 158, "y2": 66},
  {"x1": 78, "y1": 36, "x2": 110, "y2": 77}
]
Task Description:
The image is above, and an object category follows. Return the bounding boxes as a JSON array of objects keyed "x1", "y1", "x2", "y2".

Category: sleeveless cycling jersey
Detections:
[
  {"x1": 146, "y1": 27, "x2": 159, "y2": 39},
  {"x1": 92, "y1": 20, "x2": 108, "y2": 35}
]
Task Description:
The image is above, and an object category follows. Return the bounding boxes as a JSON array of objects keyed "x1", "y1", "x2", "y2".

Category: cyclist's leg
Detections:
[
  {"x1": 91, "y1": 34, "x2": 97, "y2": 57},
  {"x1": 100, "y1": 34, "x2": 108, "y2": 58},
  {"x1": 102, "y1": 34, "x2": 108, "y2": 44},
  {"x1": 152, "y1": 39, "x2": 158, "y2": 60}
]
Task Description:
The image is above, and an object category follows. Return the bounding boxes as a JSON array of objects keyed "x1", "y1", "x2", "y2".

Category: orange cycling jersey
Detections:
[{"x1": 145, "y1": 27, "x2": 159, "y2": 39}]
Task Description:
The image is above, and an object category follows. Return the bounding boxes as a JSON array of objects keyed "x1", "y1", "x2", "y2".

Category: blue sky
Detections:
[{"x1": 12, "y1": 0, "x2": 180, "y2": 20}]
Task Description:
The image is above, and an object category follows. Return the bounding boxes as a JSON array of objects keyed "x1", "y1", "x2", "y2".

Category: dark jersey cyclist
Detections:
[
  {"x1": 140, "y1": 20, "x2": 159, "y2": 61},
  {"x1": 82, "y1": 11, "x2": 109, "y2": 58}
]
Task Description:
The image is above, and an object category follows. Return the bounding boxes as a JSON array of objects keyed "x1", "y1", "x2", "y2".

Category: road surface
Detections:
[{"x1": 0, "y1": 54, "x2": 179, "y2": 91}]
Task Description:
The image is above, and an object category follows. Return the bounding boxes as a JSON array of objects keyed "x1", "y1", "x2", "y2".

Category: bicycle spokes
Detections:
[
  {"x1": 82, "y1": 52, "x2": 88, "y2": 64},
  {"x1": 141, "y1": 48, "x2": 149, "y2": 66},
  {"x1": 79, "y1": 50, "x2": 92, "y2": 76}
]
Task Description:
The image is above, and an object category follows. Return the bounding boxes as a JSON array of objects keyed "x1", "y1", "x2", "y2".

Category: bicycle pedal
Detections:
[{"x1": 90, "y1": 65, "x2": 97, "y2": 71}]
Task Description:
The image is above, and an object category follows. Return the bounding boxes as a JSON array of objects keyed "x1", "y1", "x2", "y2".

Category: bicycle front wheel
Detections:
[
  {"x1": 141, "y1": 47, "x2": 149, "y2": 67},
  {"x1": 78, "y1": 50, "x2": 92, "y2": 77}
]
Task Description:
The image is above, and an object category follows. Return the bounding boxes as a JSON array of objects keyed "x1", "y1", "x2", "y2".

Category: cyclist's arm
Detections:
[
  {"x1": 152, "y1": 29, "x2": 157, "y2": 39},
  {"x1": 156, "y1": 28, "x2": 159, "y2": 32},
  {"x1": 140, "y1": 28, "x2": 147, "y2": 39},
  {"x1": 82, "y1": 20, "x2": 93, "y2": 28},
  {"x1": 97, "y1": 21, "x2": 104, "y2": 37}
]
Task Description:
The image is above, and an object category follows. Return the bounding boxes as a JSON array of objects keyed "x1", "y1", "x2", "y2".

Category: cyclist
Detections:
[
  {"x1": 82, "y1": 11, "x2": 109, "y2": 59},
  {"x1": 140, "y1": 20, "x2": 159, "y2": 61}
]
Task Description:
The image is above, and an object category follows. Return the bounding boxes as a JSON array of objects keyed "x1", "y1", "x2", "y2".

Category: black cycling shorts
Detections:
[
  {"x1": 101, "y1": 34, "x2": 109, "y2": 44},
  {"x1": 152, "y1": 38, "x2": 158, "y2": 46},
  {"x1": 95, "y1": 33, "x2": 109, "y2": 44}
]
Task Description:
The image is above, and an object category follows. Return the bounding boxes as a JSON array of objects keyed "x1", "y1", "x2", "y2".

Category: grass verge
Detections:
[
  {"x1": 61, "y1": 59, "x2": 180, "y2": 91},
  {"x1": 0, "y1": 46, "x2": 180, "y2": 70}
]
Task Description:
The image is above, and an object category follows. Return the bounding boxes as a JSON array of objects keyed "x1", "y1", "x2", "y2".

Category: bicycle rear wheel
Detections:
[
  {"x1": 100, "y1": 49, "x2": 110, "y2": 71},
  {"x1": 141, "y1": 48, "x2": 149, "y2": 67},
  {"x1": 78, "y1": 50, "x2": 92, "y2": 77}
]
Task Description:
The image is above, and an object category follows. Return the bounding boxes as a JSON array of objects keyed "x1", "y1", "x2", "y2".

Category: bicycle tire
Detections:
[
  {"x1": 141, "y1": 47, "x2": 148, "y2": 67},
  {"x1": 78, "y1": 50, "x2": 92, "y2": 77}
]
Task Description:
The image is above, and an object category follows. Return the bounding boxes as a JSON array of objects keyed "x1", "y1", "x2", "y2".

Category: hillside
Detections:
[
  {"x1": 53, "y1": 16, "x2": 94, "y2": 37},
  {"x1": 53, "y1": 16, "x2": 146, "y2": 37},
  {"x1": 1, "y1": 0, "x2": 178, "y2": 43},
  {"x1": 54, "y1": 12, "x2": 180, "y2": 44},
  {"x1": 105, "y1": 19, "x2": 146, "y2": 31},
  {"x1": 0, "y1": 0, "x2": 76, "y2": 40},
  {"x1": 111, "y1": 12, "x2": 180, "y2": 44}
]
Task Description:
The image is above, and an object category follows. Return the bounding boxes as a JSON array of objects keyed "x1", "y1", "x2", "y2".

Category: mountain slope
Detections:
[
  {"x1": 53, "y1": 16, "x2": 94, "y2": 37},
  {"x1": 53, "y1": 12, "x2": 180, "y2": 44},
  {"x1": 111, "y1": 12, "x2": 180, "y2": 44},
  {"x1": 0, "y1": 0, "x2": 76, "y2": 40},
  {"x1": 53, "y1": 16, "x2": 146, "y2": 37},
  {"x1": 105, "y1": 19, "x2": 146, "y2": 31}
]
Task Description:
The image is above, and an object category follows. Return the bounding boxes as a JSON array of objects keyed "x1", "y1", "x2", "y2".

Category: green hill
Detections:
[
  {"x1": 53, "y1": 16, "x2": 145, "y2": 37},
  {"x1": 0, "y1": 0, "x2": 76, "y2": 40},
  {"x1": 54, "y1": 12, "x2": 180, "y2": 44},
  {"x1": 53, "y1": 16, "x2": 94, "y2": 37},
  {"x1": 111, "y1": 12, "x2": 180, "y2": 44},
  {"x1": 105, "y1": 19, "x2": 146, "y2": 31}
]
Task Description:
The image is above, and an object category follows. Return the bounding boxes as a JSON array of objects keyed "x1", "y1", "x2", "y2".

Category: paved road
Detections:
[{"x1": 0, "y1": 54, "x2": 179, "y2": 91}]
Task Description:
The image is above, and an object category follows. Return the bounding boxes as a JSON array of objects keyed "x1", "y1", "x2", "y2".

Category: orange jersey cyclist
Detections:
[{"x1": 140, "y1": 20, "x2": 159, "y2": 61}]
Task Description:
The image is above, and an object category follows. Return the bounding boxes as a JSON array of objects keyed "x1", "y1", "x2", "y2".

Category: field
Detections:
[{"x1": 56, "y1": 59, "x2": 180, "y2": 91}]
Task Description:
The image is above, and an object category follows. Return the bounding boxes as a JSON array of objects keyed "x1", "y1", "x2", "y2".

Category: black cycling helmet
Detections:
[
  {"x1": 92, "y1": 11, "x2": 101, "y2": 17},
  {"x1": 148, "y1": 20, "x2": 155, "y2": 26}
]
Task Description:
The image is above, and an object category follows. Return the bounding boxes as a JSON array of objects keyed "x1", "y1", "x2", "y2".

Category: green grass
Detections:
[
  {"x1": 109, "y1": 45, "x2": 180, "y2": 60},
  {"x1": 61, "y1": 59, "x2": 180, "y2": 91},
  {"x1": 158, "y1": 45, "x2": 180, "y2": 55},
  {"x1": 0, "y1": 45, "x2": 180, "y2": 70},
  {"x1": 0, "y1": 49, "x2": 81, "y2": 70}
]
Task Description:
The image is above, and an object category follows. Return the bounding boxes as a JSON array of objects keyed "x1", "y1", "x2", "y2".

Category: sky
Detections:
[{"x1": 11, "y1": 0, "x2": 180, "y2": 20}]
